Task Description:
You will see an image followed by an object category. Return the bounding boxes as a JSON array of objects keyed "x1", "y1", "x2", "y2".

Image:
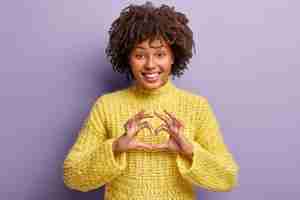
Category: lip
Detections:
[
  {"x1": 141, "y1": 72, "x2": 162, "y2": 75},
  {"x1": 141, "y1": 72, "x2": 161, "y2": 83}
]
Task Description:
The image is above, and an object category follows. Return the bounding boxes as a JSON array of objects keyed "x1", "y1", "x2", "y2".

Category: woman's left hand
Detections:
[{"x1": 152, "y1": 110, "x2": 194, "y2": 160}]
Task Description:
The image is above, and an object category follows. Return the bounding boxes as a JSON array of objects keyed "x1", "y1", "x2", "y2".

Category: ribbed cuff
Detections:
[
  {"x1": 103, "y1": 138, "x2": 127, "y2": 173},
  {"x1": 176, "y1": 141, "x2": 208, "y2": 179}
]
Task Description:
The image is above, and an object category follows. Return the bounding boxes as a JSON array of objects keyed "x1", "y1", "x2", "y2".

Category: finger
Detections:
[
  {"x1": 133, "y1": 110, "x2": 146, "y2": 120},
  {"x1": 164, "y1": 110, "x2": 179, "y2": 122},
  {"x1": 151, "y1": 142, "x2": 168, "y2": 150},
  {"x1": 138, "y1": 121, "x2": 154, "y2": 134},
  {"x1": 135, "y1": 111, "x2": 153, "y2": 121},
  {"x1": 133, "y1": 141, "x2": 153, "y2": 150},
  {"x1": 156, "y1": 124, "x2": 181, "y2": 143},
  {"x1": 123, "y1": 121, "x2": 131, "y2": 134},
  {"x1": 154, "y1": 111, "x2": 171, "y2": 125},
  {"x1": 139, "y1": 114, "x2": 154, "y2": 120},
  {"x1": 163, "y1": 110, "x2": 181, "y2": 127},
  {"x1": 155, "y1": 124, "x2": 179, "y2": 140},
  {"x1": 163, "y1": 110, "x2": 177, "y2": 121},
  {"x1": 154, "y1": 124, "x2": 169, "y2": 135},
  {"x1": 144, "y1": 121, "x2": 155, "y2": 134}
]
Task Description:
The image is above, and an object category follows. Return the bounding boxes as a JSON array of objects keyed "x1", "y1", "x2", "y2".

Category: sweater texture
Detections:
[{"x1": 63, "y1": 78, "x2": 240, "y2": 200}]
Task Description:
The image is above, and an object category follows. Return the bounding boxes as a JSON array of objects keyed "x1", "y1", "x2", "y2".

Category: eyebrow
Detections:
[{"x1": 135, "y1": 45, "x2": 165, "y2": 50}]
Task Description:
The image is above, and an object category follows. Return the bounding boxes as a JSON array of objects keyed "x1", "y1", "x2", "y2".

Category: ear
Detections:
[
  {"x1": 171, "y1": 53, "x2": 175, "y2": 65},
  {"x1": 127, "y1": 52, "x2": 133, "y2": 65}
]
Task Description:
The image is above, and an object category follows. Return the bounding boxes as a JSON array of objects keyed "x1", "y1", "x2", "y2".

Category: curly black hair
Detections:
[{"x1": 105, "y1": 1, "x2": 195, "y2": 81}]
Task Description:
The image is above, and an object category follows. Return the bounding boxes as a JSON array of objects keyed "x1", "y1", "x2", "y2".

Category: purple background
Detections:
[{"x1": 1, "y1": 0, "x2": 299, "y2": 199}]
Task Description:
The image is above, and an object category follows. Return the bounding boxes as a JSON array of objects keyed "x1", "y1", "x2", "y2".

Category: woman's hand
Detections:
[
  {"x1": 152, "y1": 110, "x2": 194, "y2": 160},
  {"x1": 112, "y1": 109, "x2": 154, "y2": 154}
]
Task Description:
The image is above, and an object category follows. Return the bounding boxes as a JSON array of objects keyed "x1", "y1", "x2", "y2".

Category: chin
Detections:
[{"x1": 141, "y1": 80, "x2": 165, "y2": 90}]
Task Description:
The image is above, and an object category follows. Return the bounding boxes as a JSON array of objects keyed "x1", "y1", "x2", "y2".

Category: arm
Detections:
[
  {"x1": 176, "y1": 98, "x2": 240, "y2": 192},
  {"x1": 62, "y1": 96, "x2": 127, "y2": 192}
]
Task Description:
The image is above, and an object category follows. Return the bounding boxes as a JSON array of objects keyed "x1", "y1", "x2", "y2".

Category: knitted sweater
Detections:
[{"x1": 63, "y1": 78, "x2": 240, "y2": 200}]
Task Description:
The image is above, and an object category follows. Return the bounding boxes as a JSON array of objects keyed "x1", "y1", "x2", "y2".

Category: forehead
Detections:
[{"x1": 134, "y1": 38, "x2": 169, "y2": 50}]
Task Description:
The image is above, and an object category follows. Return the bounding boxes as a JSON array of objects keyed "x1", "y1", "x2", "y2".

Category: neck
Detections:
[{"x1": 130, "y1": 76, "x2": 176, "y2": 98}]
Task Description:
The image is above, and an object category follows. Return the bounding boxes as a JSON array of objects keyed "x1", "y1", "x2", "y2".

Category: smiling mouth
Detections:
[{"x1": 141, "y1": 72, "x2": 161, "y2": 82}]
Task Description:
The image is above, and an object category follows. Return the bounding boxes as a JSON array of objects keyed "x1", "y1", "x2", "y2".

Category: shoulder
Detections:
[
  {"x1": 175, "y1": 87, "x2": 209, "y2": 105},
  {"x1": 94, "y1": 87, "x2": 131, "y2": 105}
]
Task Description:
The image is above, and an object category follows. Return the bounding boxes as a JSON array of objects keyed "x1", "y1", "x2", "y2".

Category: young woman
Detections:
[{"x1": 63, "y1": 2, "x2": 240, "y2": 199}]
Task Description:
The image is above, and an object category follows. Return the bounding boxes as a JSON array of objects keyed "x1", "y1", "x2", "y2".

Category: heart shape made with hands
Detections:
[
  {"x1": 137, "y1": 110, "x2": 194, "y2": 155},
  {"x1": 130, "y1": 109, "x2": 185, "y2": 142},
  {"x1": 122, "y1": 109, "x2": 194, "y2": 156},
  {"x1": 134, "y1": 109, "x2": 181, "y2": 130}
]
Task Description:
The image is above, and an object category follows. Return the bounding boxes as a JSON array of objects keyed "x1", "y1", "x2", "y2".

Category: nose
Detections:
[{"x1": 145, "y1": 56, "x2": 156, "y2": 70}]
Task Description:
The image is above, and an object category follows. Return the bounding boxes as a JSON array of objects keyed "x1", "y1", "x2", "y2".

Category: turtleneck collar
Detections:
[{"x1": 129, "y1": 76, "x2": 176, "y2": 98}]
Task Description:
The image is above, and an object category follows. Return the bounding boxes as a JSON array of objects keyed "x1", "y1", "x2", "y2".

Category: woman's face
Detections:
[{"x1": 129, "y1": 38, "x2": 174, "y2": 90}]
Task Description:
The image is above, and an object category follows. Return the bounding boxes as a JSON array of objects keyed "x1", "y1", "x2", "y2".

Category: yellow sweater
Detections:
[{"x1": 62, "y1": 78, "x2": 240, "y2": 200}]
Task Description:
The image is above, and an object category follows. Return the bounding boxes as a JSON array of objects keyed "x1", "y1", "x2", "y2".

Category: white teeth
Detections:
[
  {"x1": 144, "y1": 73, "x2": 159, "y2": 78},
  {"x1": 142, "y1": 72, "x2": 160, "y2": 82}
]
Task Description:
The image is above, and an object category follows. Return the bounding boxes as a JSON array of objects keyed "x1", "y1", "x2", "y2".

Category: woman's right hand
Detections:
[{"x1": 112, "y1": 109, "x2": 154, "y2": 154}]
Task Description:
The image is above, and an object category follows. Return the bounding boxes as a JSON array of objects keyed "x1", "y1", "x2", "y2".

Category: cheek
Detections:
[
  {"x1": 160, "y1": 59, "x2": 173, "y2": 71},
  {"x1": 130, "y1": 60, "x2": 143, "y2": 73}
]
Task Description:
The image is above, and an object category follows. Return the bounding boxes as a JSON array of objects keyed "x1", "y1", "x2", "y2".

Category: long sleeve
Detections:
[
  {"x1": 62, "y1": 96, "x2": 127, "y2": 192},
  {"x1": 176, "y1": 98, "x2": 240, "y2": 192}
]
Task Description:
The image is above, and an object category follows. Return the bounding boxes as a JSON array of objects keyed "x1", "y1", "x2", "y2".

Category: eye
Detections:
[
  {"x1": 135, "y1": 54, "x2": 145, "y2": 59},
  {"x1": 156, "y1": 52, "x2": 166, "y2": 58}
]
